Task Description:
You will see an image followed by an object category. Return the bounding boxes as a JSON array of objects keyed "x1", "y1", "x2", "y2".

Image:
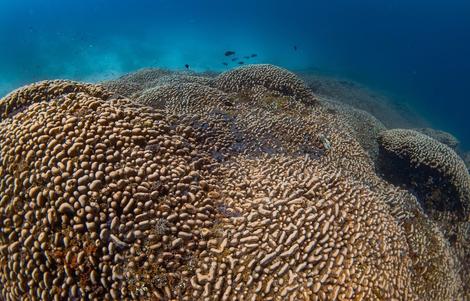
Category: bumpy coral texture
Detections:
[
  {"x1": 214, "y1": 64, "x2": 316, "y2": 105},
  {"x1": 0, "y1": 65, "x2": 468, "y2": 300},
  {"x1": 137, "y1": 82, "x2": 232, "y2": 114},
  {"x1": 415, "y1": 127, "x2": 460, "y2": 150},
  {"x1": 319, "y1": 99, "x2": 386, "y2": 163},
  {"x1": 0, "y1": 80, "x2": 112, "y2": 121},
  {"x1": 377, "y1": 129, "x2": 470, "y2": 300},
  {"x1": 102, "y1": 68, "x2": 214, "y2": 99},
  {"x1": 378, "y1": 129, "x2": 470, "y2": 216}
]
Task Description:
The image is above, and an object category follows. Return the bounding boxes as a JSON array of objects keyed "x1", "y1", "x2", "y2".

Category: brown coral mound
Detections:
[
  {"x1": 0, "y1": 90, "x2": 414, "y2": 299},
  {"x1": 377, "y1": 129, "x2": 470, "y2": 300},
  {"x1": 137, "y1": 82, "x2": 232, "y2": 114},
  {"x1": 135, "y1": 70, "x2": 375, "y2": 177},
  {"x1": 0, "y1": 80, "x2": 112, "y2": 121},
  {"x1": 102, "y1": 68, "x2": 173, "y2": 98},
  {"x1": 320, "y1": 99, "x2": 386, "y2": 162},
  {"x1": 102, "y1": 68, "x2": 214, "y2": 99},
  {"x1": 415, "y1": 127, "x2": 460, "y2": 150},
  {"x1": 0, "y1": 66, "x2": 468, "y2": 300},
  {"x1": 101, "y1": 79, "x2": 142, "y2": 98},
  {"x1": 214, "y1": 64, "x2": 316, "y2": 105},
  {"x1": 110, "y1": 68, "x2": 173, "y2": 87},
  {"x1": 145, "y1": 74, "x2": 214, "y2": 89},
  {"x1": 0, "y1": 83, "x2": 215, "y2": 300},
  {"x1": 383, "y1": 188, "x2": 463, "y2": 300},
  {"x1": 189, "y1": 156, "x2": 416, "y2": 300},
  {"x1": 377, "y1": 129, "x2": 470, "y2": 217}
]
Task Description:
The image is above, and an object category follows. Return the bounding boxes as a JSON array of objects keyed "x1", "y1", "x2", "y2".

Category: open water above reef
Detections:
[{"x1": 0, "y1": 0, "x2": 469, "y2": 148}]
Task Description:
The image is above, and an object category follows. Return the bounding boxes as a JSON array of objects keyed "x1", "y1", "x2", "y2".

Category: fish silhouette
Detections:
[
  {"x1": 225, "y1": 51, "x2": 236, "y2": 56},
  {"x1": 238, "y1": 61, "x2": 244, "y2": 65},
  {"x1": 294, "y1": 45, "x2": 298, "y2": 51},
  {"x1": 222, "y1": 62, "x2": 228, "y2": 66},
  {"x1": 185, "y1": 64, "x2": 190, "y2": 69},
  {"x1": 244, "y1": 56, "x2": 250, "y2": 59},
  {"x1": 251, "y1": 54, "x2": 258, "y2": 58},
  {"x1": 231, "y1": 57, "x2": 238, "y2": 61}
]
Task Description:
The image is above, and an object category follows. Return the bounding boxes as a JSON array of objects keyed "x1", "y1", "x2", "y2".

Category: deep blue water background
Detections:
[{"x1": 0, "y1": 0, "x2": 469, "y2": 148}]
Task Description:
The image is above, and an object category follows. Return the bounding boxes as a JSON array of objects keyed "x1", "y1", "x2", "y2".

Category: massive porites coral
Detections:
[
  {"x1": 414, "y1": 128, "x2": 460, "y2": 150},
  {"x1": 377, "y1": 129, "x2": 470, "y2": 217},
  {"x1": 102, "y1": 68, "x2": 215, "y2": 99},
  {"x1": 377, "y1": 128, "x2": 470, "y2": 299},
  {"x1": 214, "y1": 64, "x2": 316, "y2": 105},
  {"x1": 133, "y1": 64, "x2": 466, "y2": 300},
  {"x1": 0, "y1": 64, "x2": 467, "y2": 300},
  {"x1": 318, "y1": 99, "x2": 386, "y2": 163}
]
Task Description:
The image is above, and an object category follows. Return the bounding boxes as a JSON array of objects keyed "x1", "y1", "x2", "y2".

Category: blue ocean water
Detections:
[{"x1": 0, "y1": 0, "x2": 469, "y2": 148}]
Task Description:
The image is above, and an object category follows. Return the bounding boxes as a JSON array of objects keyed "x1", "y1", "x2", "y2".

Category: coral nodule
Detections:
[{"x1": 0, "y1": 64, "x2": 468, "y2": 300}]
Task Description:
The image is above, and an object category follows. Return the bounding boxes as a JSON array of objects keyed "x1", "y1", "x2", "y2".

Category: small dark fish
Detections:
[
  {"x1": 244, "y1": 56, "x2": 250, "y2": 59},
  {"x1": 222, "y1": 62, "x2": 228, "y2": 66},
  {"x1": 231, "y1": 57, "x2": 238, "y2": 61},
  {"x1": 294, "y1": 45, "x2": 298, "y2": 51},
  {"x1": 251, "y1": 54, "x2": 257, "y2": 58},
  {"x1": 238, "y1": 61, "x2": 244, "y2": 65},
  {"x1": 185, "y1": 64, "x2": 190, "y2": 69},
  {"x1": 224, "y1": 51, "x2": 236, "y2": 56}
]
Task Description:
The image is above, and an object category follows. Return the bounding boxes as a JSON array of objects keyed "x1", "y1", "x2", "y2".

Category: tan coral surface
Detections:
[
  {"x1": 0, "y1": 65, "x2": 468, "y2": 300},
  {"x1": 378, "y1": 129, "x2": 470, "y2": 216}
]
